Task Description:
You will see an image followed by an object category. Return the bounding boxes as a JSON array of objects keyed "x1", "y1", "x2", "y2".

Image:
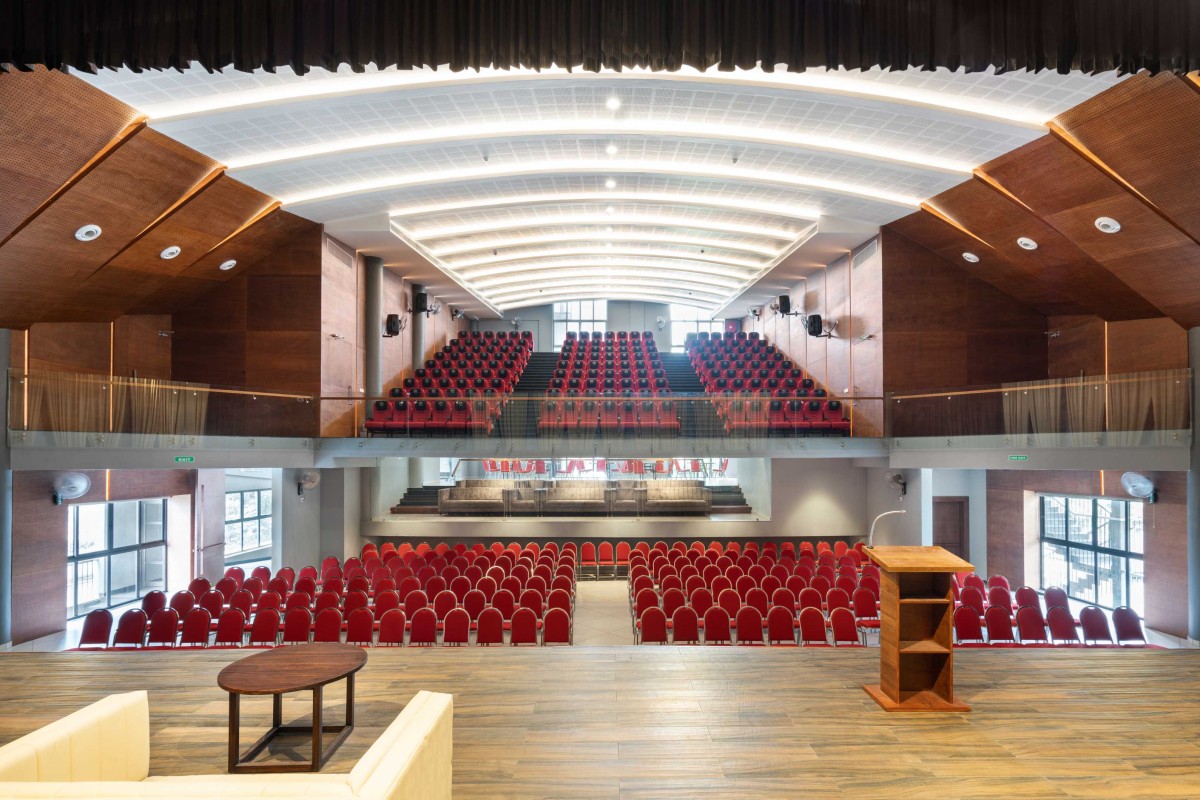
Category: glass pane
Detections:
[
  {"x1": 76, "y1": 504, "x2": 108, "y2": 554},
  {"x1": 1095, "y1": 552, "x2": 1126, "y2": 609},
  {"x1": 1067, "y1": 498, "x2": 1093, "y2": 544},
  {"x1": 258, "y1": 518, "x2": 273, "y2": 547},
  {"x1": 66, "y1": 561, "x2": 76, "y2": 617},
  {"x1": 67, "y1": 509, "x2": 76, "y2": 557},
  {"x1": 1041, "y1": 541, "x2": 1068, "y2": 591},
  {"x1": 568, "y1": 301, "x2": 580, "y2": 318},
  {"x1": 74, "y1": 556, "x2": 108, "y2": 615},
  {"x1": 1042, "y1": 496, "x2": 1067, "y2": 540},
  {"x1": 1129, "y1": 502, "x2": 1144, "y2": 554},
  {"x1": 242, "y1": 491, "x2": 259, "y2": 519},
  {"x1": 140, "y1": 500, "x2": 165, "y2": 543},
  {"x1": 259, "y1": 490, "x2": 273, "y2": 517},
  {"x1": 1068, "y1": 547, "x2": 1096, "y2": 603},
  {"x1": 1096, "y1": 499, "x2": 1125, "y2": 550},
  {"x1": 225, "y1": 492, "x2": 242, "y2": 521},
  {"x1": 594, "y1": 300, "x2": 607, "y2": 318},
  {"x1": 1129, "y1": 557, "x2": 1145, "y2": 617},
  {"x1": 225, "y1": 522, "x2": 243, "y2": 553},
  {"x1": 111, "y1": 501, "x2": 138, "y2": 549},
  {"x1": 139, "y1": 547, "x2": 166, "y2": 597},
  {"x1": 242, "y1": 520, "x2": 260, "y2": 550},
  {"x1": 109, "y1": 551, "x2": 138, "y2": 606}
]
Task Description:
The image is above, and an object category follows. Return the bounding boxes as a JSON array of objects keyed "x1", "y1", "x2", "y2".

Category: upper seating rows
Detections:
[{"x1": 547, "y1": 331, "x2": 670, "y2": 395}]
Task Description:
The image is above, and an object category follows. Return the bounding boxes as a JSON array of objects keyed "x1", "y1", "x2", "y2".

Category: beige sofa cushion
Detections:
[{"x1": 349, "y1": 691, "x2": 453, "y2": 800}]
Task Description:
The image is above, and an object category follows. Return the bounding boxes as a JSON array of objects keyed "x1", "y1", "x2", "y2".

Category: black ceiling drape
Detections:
[{"x1": 1, "y1": 0, "x2": 1197, "y2": 75}]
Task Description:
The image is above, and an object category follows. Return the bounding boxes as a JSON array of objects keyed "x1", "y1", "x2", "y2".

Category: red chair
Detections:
[
  {"x1": 1113, "y1": 606, "x2": 1146, "y2": 645},
  {"x1": 346, "y1": 607, "x2": 376, "y2": 645},
  {"x1": 703, "y1": 608, "x2": 731, "y2": 644},
  {"x1": 734, "y1": 607, "x2": 764, "y2": 645},
  {"x1": 597, "y1": 542, "x2": 616, "y2": 579},
  {"x1": 636, "y1": 606, "x2": 668, "y2": 645},
  {"x1": 285, "y1": 591, "x2": 312, "y2": 612},
  {"x1": 1046, "y1": 606, "x2": 1079, "y2": 644},
  {"x1": 343, "y1": 590, "x2": 369, "y2": 618},
  {"x1": 1080, "y1": 606, "x2": 1113, "y2": 645},
  {"x1": 1015, "y1": 586, "x2": 1041, "y2": 612},
  {"x1": 145, "y1": 608, "x2": 179, "y2": 647},
  {"x1": 248, "y1": 608, "x2": 280, "y2": 646},
  {"x1": 766, "y1": 606, "x2": 797, "y2": 645},
  {"x1": 187, "y1": 577, "x2": 211, "y2": 598},
  {"x1": 223, "y1": 566, "x2": 245, "y2": 587},
  {"x1": 985, "y1": 605, "x2": 1017, "y2": 644},
  {"x1": 378, "y1": 609, "x2": 406, "y2": 646},
  {"x1": 852, "y1": 588, "x2": 879, "y2": 639},
  {"x1": 313, "y1": 607, "x2": 343, "y2": 642},
  {"x1": 632, "y1": 588, "x2": 659, "y2": 633},
  {"x1": 282, "y1": 607, "x2": 313, "y2": 644},
  {"x1": 829, "y1": 608, "x2": 860, "y2": 646},
  {"x1": 112, "y1": 609, "x2": 148, "y2": 648},
  {"x1": 988, "y1": 586, "x2": 1015, "y2": 614},
  {"x1": 140, "y1": 591, "x2": 168, "y2": 618},
  {"x1": 798, "y1": 607, "x2": 828, "y2": 646},
  {"x1": 510, "y1": 607, "x2": 539, "y2": 645},
  {"x1": 409, "y1": 607, "x2": 438, "y2": 646},
  {"x1": 214, "y1": 608, "x2": 246, "y2": 646},
  {"x1": 953, "y1": 606, "x2": 985, "y2": 644},
  {"x1": 198, "y1": 588, "x2": 225, "y2": 620},
  {"x1": 542, "y1": 608, "x2": 571, "y2": 646},
  {"x1": 960, "y1": 586, "x2": 987, "y2": 618},
  {"x1": 492, "y1": 590, "x2": 516, "y2": 626},
  {"x1": 251, "y1": 565, "x2": 272, "y2": 584},
  {"x1": 442, "y1": 608, "x2": 471, "y2": 646},
  {"x1": 213, "y1": 578, "x2": 238, "y2": 603},
  {"x1": 798, "y1": 587, "x2": 822, "y2": 613},
  {"x1": 1044, "y1": 587, "x2": 1071, "y2": 612},
  {"x1": 1015, "y1": 605, "x2": 1048, "y2": 643},
  {"x1": 476, "y1": 608, "x2": 505, "y2": 646},
  {"x1": 78, "y1": 609, "x2": 113, "y2": 649},
  {"x1": 580, "y1": 542, "x2": 598, "y2": 579},
  {"x1": 178, "y1": 608, "x2": 211, "y2": 647},
  {"x1": 671, "y1": 606, "x2": 700, "y2": 644}
]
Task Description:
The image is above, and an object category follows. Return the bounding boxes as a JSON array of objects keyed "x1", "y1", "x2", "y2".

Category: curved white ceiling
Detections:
[{"x1": 82, "y1": 63, "x2": 1125, "y2": 315}]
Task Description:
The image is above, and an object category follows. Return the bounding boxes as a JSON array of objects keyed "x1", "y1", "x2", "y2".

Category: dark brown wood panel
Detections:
[
  {"x1": 25, "y1": 322, "x2": 111, "y2": 375},
  {"x1": 1056, "y1": 72, "x2": 1200, "y2": 243},
  {"x1": 1107, "y1": 318, "x2": 1188, "y2": 374},
  {"x1": 112, "y1": 315, "x2": 173, "y2": 380},
  {"x1": 1047, "y1": 315, "x2": 1106, "y2": 378},
  {"x1": 0, "y1": 67, "x2": 141, "y2": 243}
]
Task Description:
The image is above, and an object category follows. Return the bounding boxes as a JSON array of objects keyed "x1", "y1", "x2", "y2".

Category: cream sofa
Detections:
[{"x1": 0, "y1": 689, "x2": 453, "y2": 799}]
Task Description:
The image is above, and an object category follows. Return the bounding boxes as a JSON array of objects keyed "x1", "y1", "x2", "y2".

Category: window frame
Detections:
[
  {"x1": 1038, "y1": 493, "x2": 1143, "y2": 615},
  {"x1": 552, "y1": 300, "x2": 607, "y2": 343},
  {"x1": 224, "y1": 488, "x2": 274, "y2": 556},
  {"x1": 668, "y1": 303, "x2": 724, "y2": 352},
  {"x1": 66, "y1": 499, "x2": 169, "y2": 620}
]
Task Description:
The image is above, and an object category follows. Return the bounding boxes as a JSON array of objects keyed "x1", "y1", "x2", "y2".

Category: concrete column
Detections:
[
  {"x1": 364, "y1": 256, "x2": 385, "y2": 406},
  {"x1": 1187, "y1": 327, "x2": 1200, "y2": 640},
  {"x1": 0, "y1": 328, "x2": 11, "y2": 645},
  {"x1": 411, "y1": 283, "x2": 426, "y2": 368}
]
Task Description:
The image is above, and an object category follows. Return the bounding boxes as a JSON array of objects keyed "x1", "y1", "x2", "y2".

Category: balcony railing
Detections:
[{"x1": 887, "y1": 370, "x2": 1191, "y2": 443}]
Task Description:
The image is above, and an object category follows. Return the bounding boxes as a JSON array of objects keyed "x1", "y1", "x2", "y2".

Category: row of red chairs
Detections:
[
  {"x1": 537, "y1": 398, "x2": 681, "y2": 435},
  {"x1": 637, "y1": 604, "x2": 863, "y2": 647},
  {"x1": 631, "y1": 569, "x2": 879, "y2": 608},
  {"x1": 716, "y1": 396, "x2": 850, "y2": 434},
  {"x1": 954, "y1": 603, "x2": 1147, "y2": 646}
]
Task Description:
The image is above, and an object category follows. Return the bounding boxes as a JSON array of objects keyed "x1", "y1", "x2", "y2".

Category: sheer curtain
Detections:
[{"x1": 1064, "y1": 376, "x2": 1106, "y2": 444}]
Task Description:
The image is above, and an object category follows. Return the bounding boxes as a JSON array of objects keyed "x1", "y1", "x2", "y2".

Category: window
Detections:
[
  {"x1": 67, "y1": 499, "x2": 167, "y2": 619},
  {"x1": 669, "y1": 303, "x2": 724, "y2": 352},
  {"x1": 225, "y1": 489, "x2": 273, "y2": 555},
  {"x1": 1039, "y1": 495, "x2": 1144, "y2": 616},
  {"x1": 553, "y1": 300, "x2": 606, "y2": 343}
]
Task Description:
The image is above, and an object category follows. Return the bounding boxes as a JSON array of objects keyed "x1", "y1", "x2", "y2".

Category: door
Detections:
[{"x1": 932, "y1": 497, "x2": 968, "y2": 560}]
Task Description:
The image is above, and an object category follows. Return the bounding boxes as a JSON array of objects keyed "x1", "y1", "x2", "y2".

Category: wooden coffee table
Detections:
[{"x1": 218, "y1": 642, "x2": 367, "y2": 773}]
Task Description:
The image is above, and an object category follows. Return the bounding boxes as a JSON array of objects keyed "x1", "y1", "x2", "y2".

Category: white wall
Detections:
[
  {"x1": 931, "y1": 468, "x2": 988, "y2": 574},
  {"x1": 608, "y1": 301, "x2": 670, "y2": 341},
  {"x1": 320, "y1": 467, "x2": 363, "y2": 562},
  {"x1": 276, "y1": 468, "x2": 321, "y2": 569},
  {"x1": 865, "y1": 467, "x2": 931, "y2": 546},
  {"x1": 475, "y1": 304, "x2": 555, "y2": 351},
  {"x1": 769, "y1": 459, "x2": 865, "y2": 537}
]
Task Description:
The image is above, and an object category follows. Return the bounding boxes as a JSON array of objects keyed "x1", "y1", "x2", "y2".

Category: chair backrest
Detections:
[
  {"x1": 313, "y1": 607, "x2": 343, "y2": 642},
  {"x1": 511, "y1": 607, "x2": 539, "y2": 645},
  {"x1": 988, "y1": 585, "x2": 1013, "y2": 610},
  {"x1": 1112, "y1": 606, "x2": 1146, "y2": 644},
  {"x1": 734, "y1": 607, "x2": 763, "y2": 645},
  {"x1": 639, "y1": 606, "x2": 668, "y2": 644},
  {"x1": 798, "y1": 607, "x2": 827, "y2": 645},
  {"x1": 179, "y1": 608, "x2": 211, "y2": 647},
  {"x1": 830, "y1": 607, "x2": 859, "y2": 645},
  {"x1": 1046, "y1": 605, "x2": 1079, "y2": 644},
  {"x1": 953, "y1": 605, "x2": 984, "y2": 643},
  {"x1": 346, "y1": 606, "x2": 376, "y2": 645},
  {"x1": 377, "y1": 608, "x2": 407, "y2": 646},
  {"x1": 702, "y1": 607, "x2": 730, "y2": 643},
  {"x1": 718, "y1": 588, "x2": 741, "y2": 619},
  {"x1": 1079, "y1": 606, "x2": 1113, "y2": 644},
  {"x1": 798, "y1": 587, "x2": 822, "y2": 612},
  {"x1": 78, "y1": 609, "x2": 114, "y2": 648},
  {"x1": 476, "y1": 608, "x2": 505, "y2": 645},
  {"x1": 984, "y1": 605, "x2": 1016, "y2": 643},
  {"x1": 1015, "y1": 605, "x2": 1047, "y2": 642},
  {"x1": 215, "y1": 608, "x2": 247, "y2": 645},
  {"x1": 248, "y1": 607, "x2": 280, "y2": 646},
  {"x1": 1044, "y1": 586, "x2": 1069, "y2": 611},
  {"x1": 443, "y1": 608, "x2": 471, "y2": 645},
  {"x1": 671, "y1": 606, "x2": 700, "y2": 644},
  {"x1": 1015, "y1": 585, "x2": 1041, "y2": 612},
  {"x1": 766, "y1": 605, "x2": 795, "y2": 645},
  {"x1": 409, "y1": 607, "x2": 439, "y2": 646},
  {"x1": 283, "y1": 607, "x2": 313, "y2": 644},
  {"x1": 960, "y1": 585, "x2": 986, "y2": 616},
  {"x1": 146, "y1": 608, "x2": 179, "y2": 647}
]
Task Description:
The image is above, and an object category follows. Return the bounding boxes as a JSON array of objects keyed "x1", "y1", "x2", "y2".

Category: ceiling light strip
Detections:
[
  {"x1": 498, "y1": 289, "x2": 721, "y2": 311},
  {"x1": 447, "y1": 244, "x2": 768, "y2": 271},
  {"x1": 471, "y1": 267, "x2": 744, "y2": 291},
  {"x1": 431, "y1": 230, "x2": 782, "y2": 258},
  {"x1": 489, "y1": 281, "x2": 728, "y2": 302},
  {"x1": 408, "y1": 212, "x2": 800, "y2": 241}
]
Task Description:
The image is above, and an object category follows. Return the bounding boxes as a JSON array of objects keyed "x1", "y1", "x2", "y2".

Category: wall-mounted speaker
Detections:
[
  {"x1": 385, "y1": 314, "x2": 402, "y2": 337},
  {"x1": 778, "y1": 295, "x2": 792, "y2": 315},
  {"x1": 806, "y1": 314, "x2": 824, "y2": 337},
  {"x1": 413, "y1": 292, "x2": 429, "y2": 314}
]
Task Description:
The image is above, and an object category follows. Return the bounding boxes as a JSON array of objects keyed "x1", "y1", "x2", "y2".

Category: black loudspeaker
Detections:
[
  {"x1": 806, "y1": 314, "x2": 824, "y2": 337},
  {"x1": 384, "y1": 314, "x2": 401, "y2": 337},
  {"x1": 778, "y1": 295, "x2": 792, "y2": 315},
  {"x1": 413, "y1": 292, "x2": 429, "y2": 313}
]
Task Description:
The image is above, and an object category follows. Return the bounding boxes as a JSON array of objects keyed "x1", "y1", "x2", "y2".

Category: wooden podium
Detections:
[{"x1": 863, "y1": 546, "x2": 973, "y2": 712}]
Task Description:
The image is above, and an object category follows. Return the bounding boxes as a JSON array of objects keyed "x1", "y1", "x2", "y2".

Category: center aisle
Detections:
[{"x1": 572, "y1": 581, "x2": 638, "y2": 645}]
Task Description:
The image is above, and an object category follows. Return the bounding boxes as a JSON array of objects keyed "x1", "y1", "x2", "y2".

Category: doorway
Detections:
[{"x1": 932, "y1": 497, "x2": 969, "y2": 560}]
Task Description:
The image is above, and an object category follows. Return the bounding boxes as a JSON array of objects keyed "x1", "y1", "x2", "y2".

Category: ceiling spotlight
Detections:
[
  {"x1": 962, "y1": 252, "x2": 980, "y2": 263},
  {"x1": 160, "y1": 245, "x2": 182, "y2": 260},
  {"x1": 605, "y1": 242, "x2": 613, "y2": 248},
  {"x1": 1016, "y1": 237, "x2": 1038, "y2": 251},
  {"x1": 219, "y1": 259, "x2": 238, "y2": 271},
  {"x1": 605, "y1": 144, "x2": 619, "y2": 156},
  {"x1": 1095, "y1": 216, "x2": 1121, "y2": 234},
  {"x1": 74, "y1": 224, "x2": 102, "y2": 242},
  {"x1": 605, "y1": 226, "x2": 614, "y2": 233},
  {"x1": 605, "y1": 178, "x2": 616, "y2": 189},
  {"x1": 605, "y1": 96, "x2": 622, "y2": 111},
  {"x1": 606, "y1": 205, "x2": 615, "y2": 214}
]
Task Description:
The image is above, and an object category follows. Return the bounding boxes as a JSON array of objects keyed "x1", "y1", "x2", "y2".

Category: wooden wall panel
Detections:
[
  {"x1": 25, "y1": 323, "x2": 110, "y2": 376},
  {"x1": 0, "y1": 67, "x2": 141, "y2": 243},
  {"x1": 849, "y1": 241, "x2": 884, "y2": 436},
  {"x1": 10, "y1": 469, "x2": 194, "y2": 645},
  {"x1": 986, "y1": 469, "x2": 1188, "y2": 638},
  {"x1": 320, "y1": 236, "x2": 362, "y2": 437},
  {"x1": 380, "y1": 270, "x2": 413, "y2": 390},
  {"x1": 1107, "y1": 318, "x2": 1188, "y2": 374},
  {"x1": 1047, "y1": 315, "x2": 1106, "y2": 378}
]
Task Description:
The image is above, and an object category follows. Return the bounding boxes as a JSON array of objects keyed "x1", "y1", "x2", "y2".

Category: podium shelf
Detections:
[{"x1": 899, "y1": 640, "x2": 951, "y2": 655}]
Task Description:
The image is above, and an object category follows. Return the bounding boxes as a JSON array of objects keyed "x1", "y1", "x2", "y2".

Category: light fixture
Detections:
[
  {"x1": 605, "y1": 205, "x2": 615, "y2": 215},
  {"x1": 605, "y1": 242, "x2": 613, "y2": 248},
  {"x1": 219, "y1": 259, "x2": 238, "y2": 271},
  {"x1": 410, "y1": 211, "x2": 796, "y2": 240},
  {"x1": 605, "y1": 226, "x2": 614, "y2": 233},
  {"x1": 74, "y1": 224, "x2": 102, "y2": 242},
  {"x1": 1016, "y1": 237, "x2": 1038, "y2": 250},
  {"x1": 605, "y1": 96, "x2": 621, "y2": 111},
  {"x1": 962, "y1": 252, "x2": 980, "y2": 263},
  {"x1": 604, "y1": 178, "x2": 616, "y2": 189},
  {"x1": 1095, "y1": 216, "x2": 1121, "y2": 234},
  {"x1": 605, "y1": 144, "x2": 619, "y2": 155},
  {"x1": 159, "y1": 245, "x2": 182, "y2": 260}
]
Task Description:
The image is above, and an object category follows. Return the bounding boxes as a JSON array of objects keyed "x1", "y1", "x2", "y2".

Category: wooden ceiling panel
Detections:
[
  {"x1": 0, "y1": 127, "x2": 217, "y2": 328},
  {"x1": 928, "y1": 177, "x2": 1158, "y2": 320},
  {"x1": 47, "y1": 175, "x2": 275, "y2": 321},
  {"x1": 986, "y1": 135, "x2": 1200, "y2": 327},
  {"x1": 1056, "y1": 73, "x2": 1200, "y2": 242},
  {"x1": 0, "y1": 67, "x2": 142, "y2": 243}
]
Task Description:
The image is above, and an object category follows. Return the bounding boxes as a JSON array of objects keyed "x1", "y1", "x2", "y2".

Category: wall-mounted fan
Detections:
[
  {"x1": 51, "y1": 472, "x2": 91, "y2": 505},
  {"x1": 297, "y1": 470, "x2": 321, "y2": 501},
  {"x1": 883, "y1": 470, "x2": 907, "y2": 497},
  {"x1": 1120, "y1": 472, "x2": 1156, "y2": 504},
  {"x1": 655, "y1": 315, "x2": 666, "y2": 331}
]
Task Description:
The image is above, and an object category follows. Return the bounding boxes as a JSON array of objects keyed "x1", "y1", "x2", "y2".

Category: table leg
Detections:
[
  {"x1": 227, "y1": 693, "x2": 240, "y2": 773},
  {"x1": 346, "y1": 672, "x2": 355, "y2": 727},
  {"x1": 272, "y1": 693, "x2": 282, "y2": 728},
  {"x1": 311, "y1": 686, "x2": 323, "y2": 772}
]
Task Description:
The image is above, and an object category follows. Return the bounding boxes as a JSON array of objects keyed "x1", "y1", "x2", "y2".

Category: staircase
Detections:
[
  {"x1": 659, "y1": 352, "x2": 723, "y2": 437},
  {"x1": 709, "y1": 485, "x2": 753, "y2": 515},
  {"x1": 390, "y1": 485, "x2": 441, "y2": 514},
  {"x1": 501, "y1": 351, "x2": 561, "y2": 435}
]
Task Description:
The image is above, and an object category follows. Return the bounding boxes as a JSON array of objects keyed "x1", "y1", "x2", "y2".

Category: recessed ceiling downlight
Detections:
[
  {"x1": 160, "y1": 245, "x2": 182, "y2": 260},
  {"x1": 1095, "y1": 216, "x2": 1121, "y2": 234},
  {"x1": 219, "y1": 259, "x2": 238, "y2": 271},
  {"x1": 962, "y1": 252, "x2": 980, "y2": 263},
  {"x1": 1016, "y1": 237, "x2": 1038, "y2": 250},
  {"x1": 604, "y1": 178, "x2": 616, "y2": 189},
  {"x1": 605, "y1": 96, "x2": 621, "y2": 111},
  {"x1": 74, "y1": 224, "x2": 102, "y2": 242},
  {"x1": 605, "y1": 144, "x2": 619, "y2": 156}
]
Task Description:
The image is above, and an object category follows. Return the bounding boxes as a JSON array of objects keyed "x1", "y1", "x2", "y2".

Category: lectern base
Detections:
[{"x1": 863, "y1": 684, "x2": 971, "y2": 712}]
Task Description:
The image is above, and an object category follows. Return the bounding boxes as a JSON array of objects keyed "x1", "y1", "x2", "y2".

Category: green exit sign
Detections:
[
  {"x1": 1008, "y1": 455, "x2": 1029, "y2": 462},
  {"x1": 174, "y1": 456, "x2": 195, "y2": 463}
]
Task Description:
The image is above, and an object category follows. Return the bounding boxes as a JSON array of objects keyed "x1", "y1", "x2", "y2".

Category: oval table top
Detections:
[{"x1": 218, "y1": 643, "x2": 367, "y2": 695}]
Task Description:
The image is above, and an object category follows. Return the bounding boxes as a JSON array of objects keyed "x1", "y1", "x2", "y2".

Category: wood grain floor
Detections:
[{"x1": 0, "y1": 647, "x2": 1197, "y2": 798}]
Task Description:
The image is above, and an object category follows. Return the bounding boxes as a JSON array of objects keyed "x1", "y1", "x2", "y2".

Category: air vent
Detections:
[{"x1": 852, "y1": 238, "x2": 879, "y2": 267}]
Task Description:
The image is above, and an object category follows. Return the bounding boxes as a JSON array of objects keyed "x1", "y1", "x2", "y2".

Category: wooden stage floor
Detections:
[{"x1": 0, "y1": 646, "x2": 1196, "y2": 798}]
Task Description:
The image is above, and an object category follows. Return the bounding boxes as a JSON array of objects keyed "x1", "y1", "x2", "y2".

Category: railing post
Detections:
[
  {"x1": 1188, "y1": 328, "x2": 1200, "y2": 642},
  {"x1": 0, "y1": 329, "x2": 12, "y2": 645}
]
